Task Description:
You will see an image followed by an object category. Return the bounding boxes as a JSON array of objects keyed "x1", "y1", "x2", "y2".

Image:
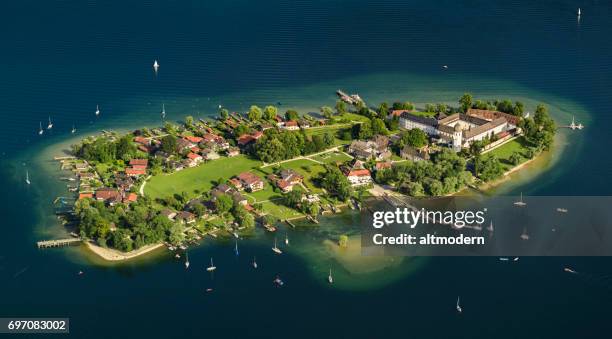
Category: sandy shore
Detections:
[{"x1": 85, "y1": 241, "x2": 164, "y2": 261}]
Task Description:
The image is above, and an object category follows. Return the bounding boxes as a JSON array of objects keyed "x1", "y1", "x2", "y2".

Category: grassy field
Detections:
[
  {"x1": 304, "y1": 124, "x2": 353, "y2": 146},
  {"x1": 145, "y1": 155, "x2": 262, "y2": 200},
  {"x1": 257, "y1": 201, "x2": 304, "y2": 219},
  {"x1": 486, "y1": 136, "x2": 534, "y2": 171},
  {"x1": 309, "y1": 151, "x2": 352, "y2": 164}
]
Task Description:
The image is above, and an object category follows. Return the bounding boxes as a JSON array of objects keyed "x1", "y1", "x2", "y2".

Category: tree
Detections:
[
  {"x1": 215, "y1": 194, "x2": 233, "y2": 216},
  {"x1": 378, "y1": 102, "x2": 389, "y2": 116},
  {"x1": 161, "y1": 135, "x2": 177, "y2": 154},
  {"x1": 263, "y1": 105, "x2": 278, "y2": 120},
  {"x1": 475, "y1": 154, "x2": 504, "y2": 182},
  {"x1": 335, "y1": 100, "x2": 347, "y2": 114},
  {"x1": 285, "y1": 109, "x2": 299, "y2": 121},
  {"x1": 320, "y1": 106, "x2": 334, "y2": 119},
  {"x1": 318, "y1": 166, "x2": 352, "y2": 201},
  {"x1": 219, "y1": 108, "x2": 229, "y2": 120},
  {"x1": 185, "y1": 115, "x2": 194, "y2": 128},
  {"x1": 513, "y1": 101, "x2": 524, "y2": 117},
  {"x1": 509, "y1": 152, "x2": 522, "y2": 165},
  {"x1": 256, "y1": 138, "x2": 285, "y2": 163},
  {"x1": 248, "y1": 105, "x2": 262, "y2": 121},
  {"x1": 164, "y1": 122, "x2": 177, "y2": 134},
  {"x1": 401, "y1": 128, "x2": 428, "y2": 148},
  {"x1": 424, "y1": 103, "x2": 436, "y2": 112},
  {"x1": 339, "y1": 235, "x2": 349, "y2": 248},
  {"x1": 352, "y1": 122, "x2": 372, "y2": 139},
  {"x1": 370, "y1": 118, "x2": 389, "y2": 135},
  {"x1": 284, "y1": 190, "x2": 303, "y2": 208},
  {"x1": 459, "y1": 93, "x2": 473, "y2": 112},
  {"x1": 115, "y1": 135, "x2": 136, "y2": 161},
  {"x1": 168, "y1": 224, "x2": 185, "y2": 245}
]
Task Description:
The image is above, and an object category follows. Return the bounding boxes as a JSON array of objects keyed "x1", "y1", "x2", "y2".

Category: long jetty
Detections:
[{"x1": 37, "y1": 238, "x2": 82, "y2": 249}]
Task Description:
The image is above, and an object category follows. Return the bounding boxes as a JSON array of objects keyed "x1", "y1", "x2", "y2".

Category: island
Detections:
[{"x1": 51, "y1": 91, "x2": 557, "y2": 260}]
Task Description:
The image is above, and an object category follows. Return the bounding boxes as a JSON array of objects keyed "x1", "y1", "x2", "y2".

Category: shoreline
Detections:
[{"x1": 85, "y1": 241, "x2": 164, "y2": 261}]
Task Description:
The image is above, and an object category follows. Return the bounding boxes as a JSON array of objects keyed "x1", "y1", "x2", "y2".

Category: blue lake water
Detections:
[{"x1": 1, "y1": 0, "x2": 612, "y2": 338}]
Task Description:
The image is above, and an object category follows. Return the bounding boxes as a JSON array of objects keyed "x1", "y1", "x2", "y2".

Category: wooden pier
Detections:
[
  {"x1": 285, "y1": 219, "x2": 296, "y2": 228},
  {"x1": 37, "y1": 238, "x2": 82, "y2": 248}
]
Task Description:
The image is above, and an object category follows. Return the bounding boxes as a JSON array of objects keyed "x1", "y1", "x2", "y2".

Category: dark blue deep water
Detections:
[{"x1": 1, "y1": 1, "x2": 612, "y2": 338}]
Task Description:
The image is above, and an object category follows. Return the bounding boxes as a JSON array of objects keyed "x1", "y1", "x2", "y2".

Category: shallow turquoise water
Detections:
[{"x1": 1, "y1": 0, "x2": 611, "y2": 338}]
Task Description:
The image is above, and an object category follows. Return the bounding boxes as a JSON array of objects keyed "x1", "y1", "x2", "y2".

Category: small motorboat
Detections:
[
  {"x1": 564, "y1": 267, "x2": 577, "y2": 274},
  {"x1": 78, "y1": 270, "x2": 84, "y2": 276},
  {"x1": 273, "y1": 276, "x2": 284, "y2": 286},
  {"x1": 205, "y1": 288, "x2": 213, "y2": 293}
]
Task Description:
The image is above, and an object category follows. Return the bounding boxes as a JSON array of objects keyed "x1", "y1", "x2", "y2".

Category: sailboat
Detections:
[
  {"x1": 206, "y1": 258, "x2": 217, "y2": 272},
  {"x1": 328, "y1": 268, "x2": 333, "y2": 284},
  {"x1": 184, "y1": 252, "x2": 190, "y2": 269},
  {"x1": 71, "y1": 124, "x2": 76, "y2": 134},
  {"x1": 514, "y1": 192, "x2": 527, "y2": 207},
  {"x1": 285, "y1": 234, "x2": 289, "y2": 245},
  {"x1": 272, "y1": 238, "x2": 282, "y2": 254},
  {"x1": 577, "y1": 8, "x2": 581, "y2": 16},
  {"x1": 153, "y1": 60, "x2": 160, "y2": 73},
  {"x1": 47, "y1": 116, "x2": 53, "y2": 129},
  {"x1": 234, "y1": 240, "x2": 239, "y2": 256},
  {"x1": 252, "y1": 257, "x2": 258, "y2": 269},
  {"x1": 456, "y1": 296, "x2": 462, "y2": 313},
  {"x1": 487, "y1": 220, "x2": 494, "y2": 232},
  {"x1": 161, "y1": 103, "x2": 166, "y2": 120},
  {"x1": 25, "y1": 170, "x2": 31, "y2": 185},
  {"x1": 95, "y1": 105, "x2": 100, "y2": 116},
  {"x1": 38, "y1": 122, "x2": 44, "y2": 135}
]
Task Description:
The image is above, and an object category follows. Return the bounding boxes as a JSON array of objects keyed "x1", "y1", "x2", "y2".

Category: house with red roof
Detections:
[
  {"x1": 236, "y1": 172, "x2": 264, "y2": 192},
  {"x1": 125, "y1": 167, "x2": 147, "y2": 177},
  {"x1": 283, "y1": 120, "x2": 299, "y2": 131},
  {"x1": 184, "y1": 136, "x2": 203, "y2": 144},
  {"x1": 186, "y1": 152, "x2": 202, "y2": 167},
  {"x1": 343, "y1": 168, "x2": 372, "y2": 186}
]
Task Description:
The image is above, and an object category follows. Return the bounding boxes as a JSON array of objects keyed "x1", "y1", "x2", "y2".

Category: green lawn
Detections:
[
  {"x1": 309, "y1": 151, "x2": 352, "y2": 164},
  {"x1": 304, "y1": 124, "x2": 353, "y2": 146},
  {"x1": 258, "y1": 200, "x2": 304, "y2": 220},
  {"x1": 145, "y1": 155, "x2": 262, "y2": 200},
  {"x1": 486, "y1": 136, "x2": 534, "y2": 171}
]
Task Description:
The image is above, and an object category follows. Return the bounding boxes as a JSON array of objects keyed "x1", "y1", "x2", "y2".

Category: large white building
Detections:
[{"x1": 399, "y1": 110, "x2": 517, "y2": 150}]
